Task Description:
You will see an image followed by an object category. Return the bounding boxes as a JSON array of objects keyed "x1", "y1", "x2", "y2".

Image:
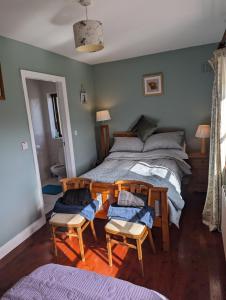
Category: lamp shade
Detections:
[
  {"x1": 73, "y1": 20, "x2": 104, "y2": 53},
  {"x1": 96, "y1": 110, "x2": 111, "y2": 122},
  {"x1": 195, "y1": 125, "x2": 210, "y2": 138}
]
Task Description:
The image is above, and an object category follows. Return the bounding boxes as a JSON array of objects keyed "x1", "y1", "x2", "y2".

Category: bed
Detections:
[
  {"x1": 2, "y1": 264, "x2": 167, "y2": 300},
  {"x1": 81, "y1": 130, "x2": 191, "y2": 251}
]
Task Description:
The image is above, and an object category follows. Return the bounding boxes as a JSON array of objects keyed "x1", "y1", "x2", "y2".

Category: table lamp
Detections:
[
  {"x1": 195, "y1": 124, "x2": 210, "y2": 154},
  {"x1": 96, "y1": 110, "x2": 111, "y2": 158}
]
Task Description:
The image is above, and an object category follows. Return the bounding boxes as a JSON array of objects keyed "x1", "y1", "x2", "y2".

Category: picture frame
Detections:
[
  {"x1": 80, "y1": 91, "x2": 87, "y2": 104},
  {"x1": 0, "y1": 65, "x2": 5, "y2": 100},
  {"x1": 143, "y1": 73, "x2": 163, "y2": 96},
  {"x1": 80, "y1": 84, "x2": 87, "y2": 104}
]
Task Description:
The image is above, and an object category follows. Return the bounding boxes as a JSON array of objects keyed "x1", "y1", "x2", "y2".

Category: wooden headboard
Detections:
[
  {"x1": 113, "y1": 128, "x2": 185, "y2": 137},
  {"x1": 113, "y1": 131, "x2": 137, "y2": 137}
]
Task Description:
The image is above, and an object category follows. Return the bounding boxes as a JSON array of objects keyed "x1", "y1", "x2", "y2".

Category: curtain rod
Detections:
[{"x1": 217, "y1": 29, "x2": 226, "y2": 49}]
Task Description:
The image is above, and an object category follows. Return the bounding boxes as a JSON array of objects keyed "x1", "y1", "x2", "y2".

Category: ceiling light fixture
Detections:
[{"x1": 73, "y1": 0, "x2": 104, "y2": 53}]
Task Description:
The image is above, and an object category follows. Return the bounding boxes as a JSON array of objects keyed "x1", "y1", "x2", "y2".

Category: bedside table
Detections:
[{"x1": 189, "y1": 152, "x2": 209, "y2": 193}]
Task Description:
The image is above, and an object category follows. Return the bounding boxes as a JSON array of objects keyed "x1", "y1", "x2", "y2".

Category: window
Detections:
[{"x1": 47, "y1": 93, "x2": 62, "y2": 139}]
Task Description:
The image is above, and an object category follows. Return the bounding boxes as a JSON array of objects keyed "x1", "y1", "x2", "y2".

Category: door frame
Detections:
[{"x1": 21, "y1": 70, "x2": 76, "y2": 214}]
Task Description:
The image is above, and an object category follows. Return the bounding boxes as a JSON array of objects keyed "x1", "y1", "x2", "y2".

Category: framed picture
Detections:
[
  {"x1": 0, "y1": 65, "x2": 5, "y2": 100},
  {"x1": 80, "y1": 91, "x2": 87, "y2": 104},
  {"x1": 80, "y1": 84, "x2": 87, "y2": 104},
  {"x1": 143, "y1": 73, "x2": 163, "y2": 96}
]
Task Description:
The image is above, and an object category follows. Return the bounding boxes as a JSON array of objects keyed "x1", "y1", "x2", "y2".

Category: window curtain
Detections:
[{"x1": 203, "y1": 48, "x2": 226, "y2": 231}]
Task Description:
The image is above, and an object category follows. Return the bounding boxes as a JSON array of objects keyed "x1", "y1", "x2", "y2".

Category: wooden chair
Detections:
[
  {"x1": 116, "y1": 178, "x2": 169, "y2": 252},
  {"x1": 105, "y1": 180, "x2": 156, "y2": 276},
  {"x1": 49, "y1": 177, "x2": 97, "y2": 262}
]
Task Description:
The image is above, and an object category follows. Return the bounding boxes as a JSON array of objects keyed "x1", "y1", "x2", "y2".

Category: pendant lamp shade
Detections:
[{"x1": 73, "y1": 20, "x2": 104, "y2": 52}]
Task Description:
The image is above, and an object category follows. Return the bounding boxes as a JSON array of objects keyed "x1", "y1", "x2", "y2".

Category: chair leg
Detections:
[
  {"x1": 77, "y1": 227, "x2": 85, "y2": 262},
  {"x1": 90, "y1": 220, "x2": 97, "y2": 241},
  {"x1": 148, "y1": 229, "x2": 156, "y2": 254},
  {"x1": 106, "y1": 233, "x2": 113, "y2": 267},
  {"x1": 136, "y1": 239, "x2": 144, "y2": 277},
  {"x1": 123, "y1": 236, "x2": 127, "y2": 244},
  {"x1": 68, "y1": 228, "x2": 74, "y2": 241},
  {"x1": 51, "y1": 225, "x2": 58, "y2": 257}
]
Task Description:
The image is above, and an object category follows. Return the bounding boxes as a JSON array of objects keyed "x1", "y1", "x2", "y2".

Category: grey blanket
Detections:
[
  {"x1": 83, "y1": 150, "x2": 191, "y2": 227},
  {"x1": 2, "y1": 264, "x2": 167, "y2": 300}
]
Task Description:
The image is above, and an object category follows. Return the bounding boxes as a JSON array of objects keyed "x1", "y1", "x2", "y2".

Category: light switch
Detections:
[
  {"x1": 21, "y1": 141, "x2": 28, "y2": 151},
  {"x1": 74, "y1": 130, "x2": 78, "y2": 136}
]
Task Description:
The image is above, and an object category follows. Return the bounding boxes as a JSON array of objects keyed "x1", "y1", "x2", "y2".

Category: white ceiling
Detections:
[{"x1": 0, "y1": 0, "x2": 225, "y2": 65}]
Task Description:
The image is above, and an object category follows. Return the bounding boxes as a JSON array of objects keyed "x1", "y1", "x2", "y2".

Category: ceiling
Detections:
[{"x1": 0, "y1": 0, "x2": 225, "y2": 65}]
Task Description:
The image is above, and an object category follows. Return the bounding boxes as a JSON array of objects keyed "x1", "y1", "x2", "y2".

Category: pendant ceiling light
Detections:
[{"x1": 73, "y1": 0, "x2": 104, "y2": 53}]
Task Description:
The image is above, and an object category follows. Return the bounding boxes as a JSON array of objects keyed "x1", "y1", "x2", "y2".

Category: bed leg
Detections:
[{"x1": 161, "y1": 191, "x2": 170, "y2": 251}]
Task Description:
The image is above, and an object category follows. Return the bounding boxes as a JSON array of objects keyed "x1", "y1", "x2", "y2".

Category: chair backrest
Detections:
[
  {"x1": 115, "y1": 180, "x2": 168, "y2": 227},
  {"x1": 60, "y1": 177, "x2": 92, "y2": 192},
  {"x1": 116, "y1": 180, "x2": 152, "y2": 193},
  {"x1": 115, "y1": 180, "x2": 153, "y2": 204}
]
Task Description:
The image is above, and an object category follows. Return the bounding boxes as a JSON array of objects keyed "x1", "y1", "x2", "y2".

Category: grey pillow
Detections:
[
  {"x1": 131, "y1": 116, "x2": 157, "y2": 141},
  {"x1": 110, "y1": 137, "x2": 144, "y2": 153},
  {"x1": 131, "y1": 115, "x2": 144, "y2": 132},
  {"x1": 143, "y1": 131, "x2": 184, "y2": 152}
]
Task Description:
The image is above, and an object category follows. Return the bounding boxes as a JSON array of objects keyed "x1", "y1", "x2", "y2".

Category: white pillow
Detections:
[
  {"x1": 143, "y1": 131, "x2": 184, "y2": 152},
  {"x1": 110, "y1": 137, "x2": 144, "y2": 153}
]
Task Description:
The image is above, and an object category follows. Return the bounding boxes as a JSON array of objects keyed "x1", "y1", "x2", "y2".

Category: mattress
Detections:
[{"x1": 2, "y1": 263, "x2": 167, "y2": 300}]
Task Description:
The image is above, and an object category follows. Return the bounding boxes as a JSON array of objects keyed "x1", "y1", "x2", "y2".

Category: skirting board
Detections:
[{"x1": 0, "y1": 215, "x2": 46, "y2": 260}]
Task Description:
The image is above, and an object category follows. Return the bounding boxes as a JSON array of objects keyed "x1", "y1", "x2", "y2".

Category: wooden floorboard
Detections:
[{"x1": 0, "y1": 192, "x2": 226, "y2": 300}]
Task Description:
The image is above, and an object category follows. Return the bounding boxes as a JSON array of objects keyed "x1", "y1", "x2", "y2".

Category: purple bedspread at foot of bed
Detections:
[{"x1": 2, "y1": 264, "x2": 167, "y2": 300}]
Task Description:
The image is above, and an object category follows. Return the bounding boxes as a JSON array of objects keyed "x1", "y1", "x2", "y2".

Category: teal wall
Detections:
[
  {"x1": 0, "y1": 36, "x2": 96, "y2": 247},
  {"x1": 93, "y1": 44, "x2": 216, "y2": 150}
]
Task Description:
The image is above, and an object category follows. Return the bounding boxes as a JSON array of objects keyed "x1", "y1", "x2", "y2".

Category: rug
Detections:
[{"x1": 42, "y1": 184, "x2": 62, "y2": 195}]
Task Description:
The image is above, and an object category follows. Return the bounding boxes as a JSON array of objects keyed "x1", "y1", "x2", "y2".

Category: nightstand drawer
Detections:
[
  {"x1": 190, "y1": 159, "x2": 208, "y2": 169},
  {"x1": 194, "y1": 170, "x2": 208, "y2": 183},
  {"x1": 191, "y1": 182, "x2": 208, "y2": 193},
  {"x1": 189, "y1": 153, "x2": 209, "y2": 193}
]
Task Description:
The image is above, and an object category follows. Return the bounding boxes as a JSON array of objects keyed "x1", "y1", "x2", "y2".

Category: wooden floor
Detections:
[{"x1": 0, "y1": 192, "x2": 226, "y2": 300}]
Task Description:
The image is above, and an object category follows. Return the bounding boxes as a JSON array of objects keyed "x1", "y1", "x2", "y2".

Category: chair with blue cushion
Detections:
[
  {"x1": 49, "y1": 177, "x2": 97, "y2": 262},
  {"x1": 105, "y1": 180, "x2": 156, "y2": 276}
]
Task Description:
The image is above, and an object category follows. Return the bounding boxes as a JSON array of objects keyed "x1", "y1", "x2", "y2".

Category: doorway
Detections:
[{"x1": 21, "y1": 71, "x2": 76, "y2": 216}]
